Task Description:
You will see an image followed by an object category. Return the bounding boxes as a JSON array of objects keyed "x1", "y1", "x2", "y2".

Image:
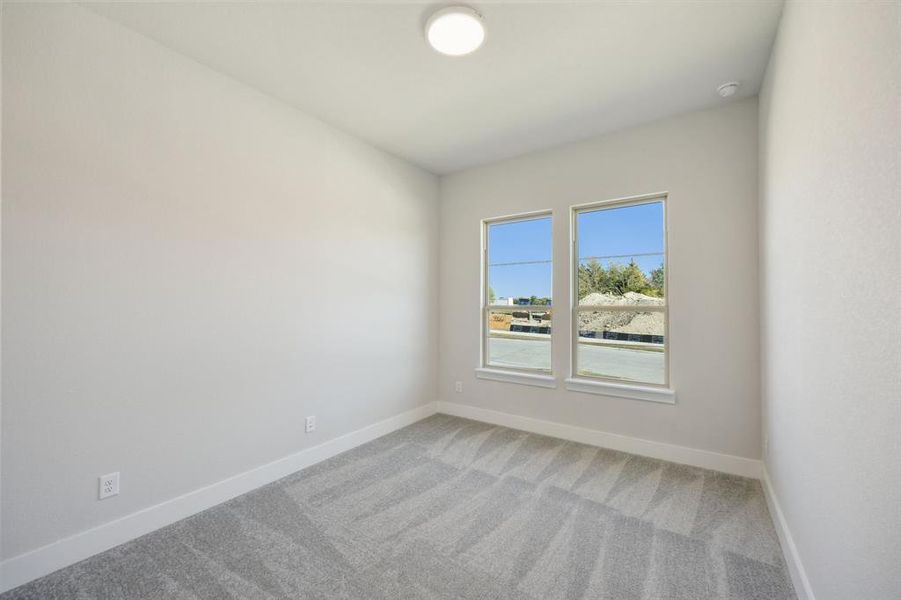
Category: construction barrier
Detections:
[{"x1": 579, "y1": 330, "x2": 664, "y2": 344}]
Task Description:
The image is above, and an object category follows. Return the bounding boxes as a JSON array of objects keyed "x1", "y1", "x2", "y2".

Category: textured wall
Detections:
[
  {"x1": 759, "y1": 1, "x2": 901, "y2": 598},
  {"x1": 1, "y1": 4, "x2": 438, "y2": 559}
]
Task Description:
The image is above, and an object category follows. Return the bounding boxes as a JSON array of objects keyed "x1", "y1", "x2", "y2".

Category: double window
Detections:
[{"x1": 480, "y1": 195, "x2": 669, "y2": 395}]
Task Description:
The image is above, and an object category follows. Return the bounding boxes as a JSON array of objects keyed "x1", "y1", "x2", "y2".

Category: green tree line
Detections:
[{"x1": 578, "y1": 259, "x2": 664, "y2": 299}]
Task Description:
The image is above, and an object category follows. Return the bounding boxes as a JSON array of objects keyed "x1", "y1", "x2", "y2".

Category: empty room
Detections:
[{"x1": 1, "y1": 1, "x2": 898, "y2": 599}]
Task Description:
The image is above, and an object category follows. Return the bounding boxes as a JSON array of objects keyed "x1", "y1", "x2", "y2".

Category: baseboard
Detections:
[
  {"x1": 0, "y1": 401, "x2": 438, "y2": 594},
  {"x1": 436, "y1": 401, "x2": 762, "y2": 479},
  {"x1": 761, "y1": 466, "x2": 816, "y2": 600}
]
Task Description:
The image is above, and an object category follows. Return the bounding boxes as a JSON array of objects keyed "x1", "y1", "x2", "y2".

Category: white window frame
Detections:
[
  {"x1": 567, "y1": 193, "x2": 674, "y2": 403},
  {"x1": 476, "y1": 210, "x2": 556, "y2": 388}
]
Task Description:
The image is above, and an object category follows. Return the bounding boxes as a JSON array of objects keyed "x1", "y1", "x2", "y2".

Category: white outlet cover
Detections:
[
  {"x1": 305, "y1": 416, "x2": 316, "y2": 432},
  {"x1": 455, "y1": 381, "x2": 463, "y2": 393},
  {"x1": 99, "y1": 472, "x2": 119, "y2": 500}
]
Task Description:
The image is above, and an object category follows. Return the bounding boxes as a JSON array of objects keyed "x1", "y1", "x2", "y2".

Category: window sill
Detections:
[
  {"x1": 564, "y1": 377, "x2": 676, "y2": 404},
  {"x1": 475, "y1": 368, "x2": 557, "y2": 389}
]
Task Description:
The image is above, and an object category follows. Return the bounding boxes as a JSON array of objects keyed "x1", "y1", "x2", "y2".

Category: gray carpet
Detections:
[{"x1": 2, "y1": 414, "x2": 796, "y2": 599}]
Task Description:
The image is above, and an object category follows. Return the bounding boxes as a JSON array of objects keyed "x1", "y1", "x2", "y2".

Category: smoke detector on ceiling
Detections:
[{"x1": 717, "y1": 82, "x2": 741, "y2": 98}]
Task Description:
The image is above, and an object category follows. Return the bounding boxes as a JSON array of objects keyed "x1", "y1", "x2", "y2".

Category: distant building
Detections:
[{"x1": 496, "y1": 297, "x2": 515, "y2": 306}]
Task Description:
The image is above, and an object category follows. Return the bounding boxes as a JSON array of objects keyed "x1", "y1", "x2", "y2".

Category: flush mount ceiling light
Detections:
[
  {"x1": 717, "y1": 81, "x2": 741, "y2": 98},
  {"x1": 426, "y1": 6, "x2": 485, "y2": 56}
]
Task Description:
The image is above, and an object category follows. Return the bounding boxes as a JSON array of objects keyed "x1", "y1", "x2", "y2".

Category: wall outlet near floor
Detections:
[
  {"x1": 455, "y1": 381, "x2": 463, "y2": 393},
  {"x1": 99, "y1": 472, "x2": 119, "y2": 500},
  {"x1": 305, "y1": 415, "x2": 316, "y2": 433}
]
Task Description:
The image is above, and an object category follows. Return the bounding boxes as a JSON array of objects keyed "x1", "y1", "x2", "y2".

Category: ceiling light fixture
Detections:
[
  {"x1": 717, "y1": 81, "x2": 741, "y2": 98},
  {"x1": 426, "y1": 6, "x2": 485, "y2": 56}
]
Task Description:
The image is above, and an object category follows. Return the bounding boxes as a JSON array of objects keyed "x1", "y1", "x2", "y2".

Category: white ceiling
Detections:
[{"x1": 85, "y1": 1, "x2": 784, "y2": 174}]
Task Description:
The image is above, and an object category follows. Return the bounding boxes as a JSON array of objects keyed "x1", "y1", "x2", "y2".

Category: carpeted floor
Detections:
[{"x1": 2, "y1": 414, "x2": 796, "y2": 599}]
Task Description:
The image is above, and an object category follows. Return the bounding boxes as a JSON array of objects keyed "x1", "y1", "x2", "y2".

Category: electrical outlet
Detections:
[
  {"x1": 455, "y1": 381, "x2": 463, "y2": 393},
  {"x1": 99, "y1": 472, "x2": 119, "y2": 500},
  {"x1": 305, "y1": 415, "x2": 316, "y2": 433},
  {"x1": 763, "y1": 435, "x2": 769, "y2": 457}
]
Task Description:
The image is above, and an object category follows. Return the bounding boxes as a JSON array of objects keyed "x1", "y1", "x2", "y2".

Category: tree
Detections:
[
  {"x1": 649, "y1": 264, "x2": 665, "y2": 296},
  {"x1": 605, "y1": 262, "x2": 627, "y2": 294},
  {"x1": 488, "y1": 286, "x2": 496, "y2": 304},
  {"x1": 623, "y1": 260, "x2": 649, "y2": 293},
  {"x1": 578, "y1": 264, "x2": 591, "y2": 299},
  {"x1": 578, "y1": 258, "x2": 658, "y2": 298},
  {"x1": 578, "y1": 259, "x2": 607, "y2": 299}
]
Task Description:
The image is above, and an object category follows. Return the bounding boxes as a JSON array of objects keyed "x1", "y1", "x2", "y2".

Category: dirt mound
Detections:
[
  {"x1": 580, "y1": 291, "x2": 664, "y2": 307},
  {"x1": 578, "y1": 292, "x2": 664, "y2": 336}
]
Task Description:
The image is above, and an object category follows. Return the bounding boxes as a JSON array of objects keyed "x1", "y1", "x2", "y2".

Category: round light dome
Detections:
[{"x1": 426, "y1": 6, "x2": 485, "y2": 56}]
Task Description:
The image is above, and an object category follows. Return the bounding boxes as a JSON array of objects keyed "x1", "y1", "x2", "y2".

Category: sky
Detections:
[{"x1": 488, "y1": 202, "x2": 664, "y2": 300}]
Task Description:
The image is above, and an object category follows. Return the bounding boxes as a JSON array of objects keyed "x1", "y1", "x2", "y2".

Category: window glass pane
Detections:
[
  {"x1": 488, "y1": 217, "x2": 552, "y2": 306},
  {"x1": 575, "y1": 200, "x2": 666, "y2": 385},
  {"x1": 576, "y1": 310, "x2": 665, "y2": 384},
  {"x1": 487, "y1": 308, "x2": 551, "y2": 371},
  {"x1": 577, "y1": 202, "x2": 665, "y2": 304}
]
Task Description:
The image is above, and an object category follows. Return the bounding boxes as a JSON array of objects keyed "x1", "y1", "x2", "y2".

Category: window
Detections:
[
  {"x1": 481, "y1": 212, "x2": 553, "y2": 374},
  {"x1": 572, "y1": 196, "x2": 668, "y2": 387}
]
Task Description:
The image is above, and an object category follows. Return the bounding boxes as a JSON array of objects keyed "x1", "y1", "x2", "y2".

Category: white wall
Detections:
[
  {"x1": 439, "y1": 98, "x2": 761, "y2": 460},
  {"x1": 1, "y1": 3, "x2": 438, "y2": 560},
  {"x1": 759, "y1": 2, "x2": 900, "y2": 599}
]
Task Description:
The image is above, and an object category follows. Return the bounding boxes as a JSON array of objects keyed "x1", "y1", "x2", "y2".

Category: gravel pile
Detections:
[{"x1": 579, "y1": 292, "x2": 664, "y2": 335}]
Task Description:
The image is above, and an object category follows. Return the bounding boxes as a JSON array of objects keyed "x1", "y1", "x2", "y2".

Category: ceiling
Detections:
[{"x1": 85, "y1": 1, "x2": 784, "y2": 174}]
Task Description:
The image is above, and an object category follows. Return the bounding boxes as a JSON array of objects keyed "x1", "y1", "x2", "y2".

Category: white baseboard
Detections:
[
  {"x1": 436, "y1": 401, "x2": 762, "y2": 479},
  {"x1": 761, "y1": 467, "x2": 816, "y2": 600},
  {"x1": 0, "y1": 401, "x2": 438, "y2": 594}
]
